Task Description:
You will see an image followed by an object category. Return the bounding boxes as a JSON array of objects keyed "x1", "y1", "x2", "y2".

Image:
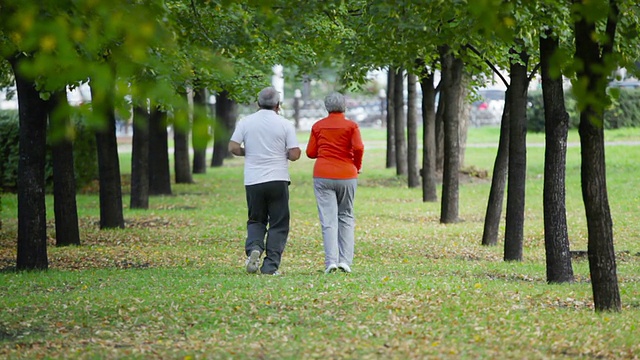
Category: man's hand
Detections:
[
  {"x1": 287, "y1": 147, "x2": 301, "y2": 161},
  {"x1": 228, "y1": 141, "x2": 245, "y2": 156}
]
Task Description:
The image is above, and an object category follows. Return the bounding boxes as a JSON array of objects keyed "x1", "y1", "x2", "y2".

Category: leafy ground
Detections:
[{"x1": 1, "y1": 127, "x2": 639, "y2": 359}]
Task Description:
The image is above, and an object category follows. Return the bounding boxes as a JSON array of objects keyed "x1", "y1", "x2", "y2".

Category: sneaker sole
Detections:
[
  {"x1": 325, "y1": 265, "x2": 338, "y2": 274},
  {"x1": 246, "y1": 250, "x2": 260, "y2": 273}
]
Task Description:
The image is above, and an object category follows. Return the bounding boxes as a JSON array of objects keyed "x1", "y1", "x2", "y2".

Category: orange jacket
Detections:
[{"x1": 306, "y1": 112, "x2": 364, "y2": 179}]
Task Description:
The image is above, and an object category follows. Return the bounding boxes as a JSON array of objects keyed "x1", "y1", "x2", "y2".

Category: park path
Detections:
[{"x1": 116, "y1": 136, "x2": 640, "y2": 154}]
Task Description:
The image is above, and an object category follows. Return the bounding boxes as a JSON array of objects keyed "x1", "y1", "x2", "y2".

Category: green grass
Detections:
[{"x1": 1, "y1": 128, "x2": 639, "y2": 359}]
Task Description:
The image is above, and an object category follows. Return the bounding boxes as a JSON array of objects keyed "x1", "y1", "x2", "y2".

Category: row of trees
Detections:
[
  {"x1": 334, "y1": 0, "x2": 636, "y2": 311},
  {"x1": 1, "y1": 0, "x2": 638, "y2": 312}
]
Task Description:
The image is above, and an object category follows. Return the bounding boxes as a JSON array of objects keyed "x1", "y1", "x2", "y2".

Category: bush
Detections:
[
  {"x1": 605, "y1": 88, "x2": 640, "y2": 129},
  {"x1": 0, "y1": 110, "x2": 98, "y2": 192},
  {"x1": 527, "y1": 87, "x2": 640, "y2": 132},
  {"x1": 0, "y1": 110, "x2": 20, "y2": 191}
]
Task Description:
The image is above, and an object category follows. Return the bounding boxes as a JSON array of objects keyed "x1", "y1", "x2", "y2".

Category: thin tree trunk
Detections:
[
  {"x1": 440, "y1": 47, "x2": 463, "y2": 224},
  {"x1": 174, "y1": 127, "x2": 192, "y2": 182},
  {"x1": 504, "y1": 48, "x2": 529, "y2": 261},
  {"x1": 574, "y1": 0, "x2": 620, "y2": 311},
  {"x1": 148, "y1": 107, "x2": 172, "y2": 195},
  {"x1": 212, "y1": 90, "x2": 236, "y2": 167},
  {"x1": 407, "y1": 73, "x2": 420, "y2": 187},
  {"x1": 481, "y1": 88, "x2": 511, "y2": 246},
  {"x1": 540, "y1": 32, "x2": 574, "y2": 283},
  {"x1": 435, "y1": 75, "x2": 446, "y2": 173},
  {"x1": 49, "y1": 90, "x2": 80, "y2": 246},
  {"x1": 130, "y1": 103, "x2": 150, "y2": 209},
  {"x1": 192, "y1": 88, "x2": 208, "y2": 174},
  {"x1": 394, "y1": 67, "x2": 407, "y2": 176},
  {"x1": 420, "y1": 70, "x2": 438, "y2": 202},
  {"x1": 11, "y1": 57, "x2": 49, "y2": 270},
  {"x1": 174, "y1": 93, "x2": 193, "y2": 184},
  {"x1": 386, "y1": 67, "x2": 396, "y2": 169},
  {"x1": 90, "y1": 73, "x2": 125, "y2": 229}
]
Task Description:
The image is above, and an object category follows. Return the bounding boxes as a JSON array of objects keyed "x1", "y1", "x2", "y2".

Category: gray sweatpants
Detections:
[{"x1": 313, "y1": 178, "x2": 357, "y2": 267}]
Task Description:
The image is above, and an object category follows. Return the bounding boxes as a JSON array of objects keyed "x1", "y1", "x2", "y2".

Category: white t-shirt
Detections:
[{"x1": 230, "y1": 109, "x2": 299, "y2": 185}]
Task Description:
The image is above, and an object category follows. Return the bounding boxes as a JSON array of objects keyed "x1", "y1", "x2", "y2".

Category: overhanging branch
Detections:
[{"x1": 465, "y1": 44, "x2": 509, "y2": 88}]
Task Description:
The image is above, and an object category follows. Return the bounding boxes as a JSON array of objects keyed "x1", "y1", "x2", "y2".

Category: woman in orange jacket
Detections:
[{"x1": 306, "y1": 92, "x2": 364, "y2": 274}]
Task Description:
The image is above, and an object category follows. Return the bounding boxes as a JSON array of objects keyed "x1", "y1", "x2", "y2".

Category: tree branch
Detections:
[
  {"x1": 527, "y1": 62, "x2": 541, "y2": 84},
  {"x1": 602, "y1": 0, "x2": 619, "y2": 57},
  {"x1": 465, "y1": 44, "x2": 509, "y2": 88},
  {"x1": 190, "y1": 0, "x2": 216, "y2": 46}
]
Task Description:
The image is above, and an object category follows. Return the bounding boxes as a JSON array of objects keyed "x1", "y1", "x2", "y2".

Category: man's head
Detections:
[
  {"x1": 324, "y1": 92, "x2": 346, "y2": 113},
  {"x1": 258, "y1": 86, "x2": 281, "y2": 110}
]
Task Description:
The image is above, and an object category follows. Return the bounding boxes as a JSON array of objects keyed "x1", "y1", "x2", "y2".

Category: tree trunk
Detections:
[
  {"x1": 49, "y1": 90, "x2": 80, "y2": 246},
  {"x1": 420, "y1": 70, "x2": 438, "y2": 202},
  {"x1": 407, "y1": 73, "x2": 420, "y2": 188},
  {"x1": 435, "y1": 75, "x2": 446, "y2": 173},
  {"x1": 130, "y1": 103, "x2": 150, "y2": 209},
  {"x1": 394, "y1": 67, "x2": 407, "y2": 176},
  {"x1": 386, "y1": 67, "x2": 396, "y2": 169},
  {"x1": 481, "y1": 88, "x2": 511, "y2": 246},
  {"x1": 174, "y1": 93, "x2": 193, "y2": 184},
  {"x1": 11, "y1": 57, "x2": 49, "y2": 270},
  {"x1": 504, "y1": 48, "x2": 529, "y2": 261},
  {"x1": 540, "y1": 32, "x2": 574, "y2": 283},
  {"x1": 212, "y1": 90, "x2": 237, "y2": 167},
  {"x1": 574, "y1": 0, "x2": 621, "y2": 311},
  {"x1": 148, "y1": 107, "x2": 172, "y2": 195},
  {"x1": 439, "y1": 47, "x2": 463, "y2": 224},
  {"x1": 90, "y1": 76, "x2": 125, "y2": 229},
  {"x1": 192, "y1": 88, "x2": 208, "y2": 174}
]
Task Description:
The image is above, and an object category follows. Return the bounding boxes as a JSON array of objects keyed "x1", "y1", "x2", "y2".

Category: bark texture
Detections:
[
  {"x1": 90, "y1": 74, "x2": 125, "y2": 230},
  {"x1": 386, "y1": 68, "x2": 396, "y2": 169},
  {"x1": 540, "y1": 32, "x2": 574, "y2": 283},
  {"x1": 212, "y1": 90, "x2": 237, "y2": 167},
  {"x1": 439, "y1": 47, "x2": 463, "y2": 224},
  {"x1": 573, "y1": 0, "x2": 621, "y2": 311},
  {"x1": 420, "y1": 70, "x2": 438, "y2": 202},
  {"x1": 406, "y1": 73, "x2": 420, "y2": 188},
  {"x1": 12, "y1": 57, "x2": 49, "y2": 269},
  {"x1": 504, "y1": 49, "x2": 528, "y2": 261},
  {"x1": 148, "y1": 107, "x2": 172, "y2": 196},
  {"x1": 481, "y1": 89, "x2": 510, "y2": 246},
  {"x1": 192, "y1": 88, "x2": 208, "y2": 174},
  {"x1": 130, "y1": 104, "x2": 150, "y2": 209},
  {"x1": 394, "y1": 68, "x2": 407, "y2": 176},
  {"x1": 49, "y1": 90, "x2": 80, "y2": 246}
]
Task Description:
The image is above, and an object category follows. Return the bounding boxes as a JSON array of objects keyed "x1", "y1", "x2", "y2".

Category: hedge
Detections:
[
  {"x1": 0, "y1": 110, "x2": 98, "y2": 193},
  {"x1": 527, "y1": 87, "x2": 640, "y2": 132}
]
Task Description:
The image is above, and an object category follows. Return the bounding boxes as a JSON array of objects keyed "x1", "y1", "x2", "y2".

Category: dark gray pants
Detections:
[{"x1": 245, "y1": 181, "x2": 290, "y2": 274}]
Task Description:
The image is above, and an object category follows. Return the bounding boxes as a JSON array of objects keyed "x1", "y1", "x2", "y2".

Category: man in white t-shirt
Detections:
[{"x1": 228, "y1": 86, "x2": 301, "y2": 275}]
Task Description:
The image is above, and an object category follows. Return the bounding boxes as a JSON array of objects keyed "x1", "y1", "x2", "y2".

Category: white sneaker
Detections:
[
  {"x1": 337, "y1": 263, "x2": 351, "y2": 273},
  {"x1": 245, "y1": 250, "x2": 260, "y2": 274},
  {"x1": 325, "y1": 264, "x2": 338, "y2": 274}
]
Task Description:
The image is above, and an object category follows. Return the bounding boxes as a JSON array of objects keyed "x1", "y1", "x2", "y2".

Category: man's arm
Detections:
[
  {"x1": 287, "y1": 147, "x2": 301, "y2": 161},
  {"x1": 228, "y1": 141, "x2": 245, "y2": 156}
]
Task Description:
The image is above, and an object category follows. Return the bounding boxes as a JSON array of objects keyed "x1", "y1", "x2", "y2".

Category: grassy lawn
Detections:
[{"x1": 1, "y1": 127, "x2": 639, "y2": 359}]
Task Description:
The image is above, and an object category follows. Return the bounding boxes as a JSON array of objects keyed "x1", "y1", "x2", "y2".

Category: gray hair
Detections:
[
  {"x1": 324, "y1": 92, "x2": 346, "y2": 113},
  {"x1": 257, "y1": 87, "x2": 280, "y2": 109}
]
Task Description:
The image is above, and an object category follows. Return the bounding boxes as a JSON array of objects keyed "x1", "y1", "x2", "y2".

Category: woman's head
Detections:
[
  {"x1": 258, "y1": 87, "x2": 281, "y2": 110},
  {"x1": 324, "y1": 92, "x2": 346, "y2": 113}
]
